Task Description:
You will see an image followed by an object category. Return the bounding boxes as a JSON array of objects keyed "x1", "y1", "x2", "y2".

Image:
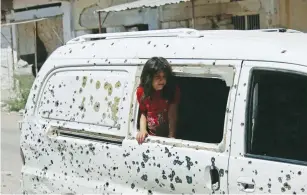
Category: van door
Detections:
[
  {"x1": 229, "y1": 61, "x2": 307, "y2": 194},
  {"x1": 124, "y1": 59, "x2": 242, "y2": 194},
  {"x1": 20, "y1": 60, "x2": 145, "y2": 194}
]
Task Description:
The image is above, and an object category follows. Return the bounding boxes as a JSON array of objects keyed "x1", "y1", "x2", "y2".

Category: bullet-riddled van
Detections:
[{"x1": 20, "y1": 29, "x2": 307, "y2": 194}]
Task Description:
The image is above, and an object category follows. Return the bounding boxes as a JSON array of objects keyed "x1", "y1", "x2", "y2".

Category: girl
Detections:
[{"x1": 136, "y1": 57, "x2": 180, "y2": 144}]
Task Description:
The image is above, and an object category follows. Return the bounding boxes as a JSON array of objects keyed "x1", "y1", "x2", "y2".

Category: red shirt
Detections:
[{"x1": 136, "y1": 86, "x2": 180, "y2": 136}]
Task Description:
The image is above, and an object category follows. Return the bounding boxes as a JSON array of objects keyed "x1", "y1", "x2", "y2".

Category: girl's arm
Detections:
[
  {"x1": 168, "y1": 103, "x2": 178, "y2": 138},
  {"x1": 140, "y1": 113, "x2": 147, "y2": 133},
  {"x1": 137, "y1": 113, "x2": 148, "y2": 144}
]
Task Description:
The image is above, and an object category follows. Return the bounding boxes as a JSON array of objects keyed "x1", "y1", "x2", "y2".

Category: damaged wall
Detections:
[
  {"x1": 160, "y1": 0, "x2": 278, "y2": 30},
  {"x1": 76, "y1": 0, "x2": 279, "y2": 32},
  {"x1": 36, "y1": 15, "x2": 64, "y2": 55},
  {"x1": 278, "y1": 0, "x2": 307, "y2": 32},
  {"x1": 76, "y1": 0, "x2": 158, "y2": 31}
]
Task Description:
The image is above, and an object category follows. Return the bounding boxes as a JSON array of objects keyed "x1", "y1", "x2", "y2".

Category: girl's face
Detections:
[{"x1": 152, "y1": 71, "x2": 166, "y2": 91}]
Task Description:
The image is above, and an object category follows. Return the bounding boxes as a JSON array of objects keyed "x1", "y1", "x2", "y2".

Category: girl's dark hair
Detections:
[{"x1": 140, "y1": 57, "x2": 176, "y2": 102}]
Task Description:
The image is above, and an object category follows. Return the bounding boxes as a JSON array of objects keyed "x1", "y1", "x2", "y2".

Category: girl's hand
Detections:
[{"x1": 136, "y1": 130, "x2": 148, "y2": 144}]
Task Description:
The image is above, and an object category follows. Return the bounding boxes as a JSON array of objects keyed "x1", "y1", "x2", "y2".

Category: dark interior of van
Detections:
[
  {"x1": 247, "y1": 70, "x2": 307, "y2": 163},
  {"x1": 174, "y1": 77, "x2": 229, "y2": 143},
  {"x1": 136, "y1": 77, "x2": 230, "y2": 144}
]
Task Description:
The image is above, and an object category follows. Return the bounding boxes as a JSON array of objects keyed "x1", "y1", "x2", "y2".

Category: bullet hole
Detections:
[
  {"x1": 94, "y1": 102, "x2": 100, "y2": 112},
  {"x1": 281, "y1": 50, "x2": 287, "y2": 53},
  {"x1": 185, "y1": 156, "x2": 193, "y2": 170},
  {"x1": 192, "y1": 189, "x2": 195, "y2": 193},
  {"x1": 284, "y1": 182, "x2": 291, "y2": 190},
  {"x1": 79, "y1": 88, "x2": 83, "y2": 93},
  {"x1": 76, "y1": 76, "x2": 79, "y2": 80},
  {"x1": 170, "y1": 183, "x2": 175, "y2": 190},
  {"x1": 175, "y1": 176, "x2": 182, "y2": 183},
  {"x1": 141, "y1": 174, "x2": 148, "y2": 181},
  {"x1": 131, "y1": 183, "x2": 135, "y2": 189},
  {"x1": 96, "y1": 81, "x2": 101, "y2": 89},
  {"x1": 168, "y1": 170, "x2": 175, "y2": 181},
  {"x1": 255, "y1": 170, "x2": 258, "y2": 175},
  {"x1": 298, "y1": 171, "x2": 302, "y2": 175},
  {"x1": 154, "y1": 45, "x2": 156, "y2": 47},
  {"x1": 281, "y1": 187, "x2": 286, "y2": 192},
  {"x1": 38, "y1": 139, "x2": 41, "y2": 143},
  {"x1": 286, "y1": 174, "x2": 291, "y2": 181},
  {"x1": 260, "y1": 187, "x2": 263, "y2": 191},
  {"x1": 293, "y1": 192, "x2": 296, "y2": 194},
  {"x1": 241, "y1": 122, "x2": 245, "y2": 126},
  {"x1": 186, "y1": 176, "x2": 192, "y2": 184},
  {"x1": 82, "y1": 76, "x2": 87, "y2": 87},
  {"x1": 268, "y1": 183, "x2": 271, "y2": 188},
  {"x1": 219, "y1": 169, "x2": 224, "y2": 177},
  {"x1": 278, "y1": 177, "x2": 282, "y2": 183},
  {"x1": 157, "y1": 164, "x2": 160, "y2": 168},
  {"x1": 173, "y1": 159, "x2": 183, "y2": 165},
  {"x1": 301, "y1": 188, "x2": 305, "y2": 192},
  {"x1": 115, "y1": 81, "x2": 121, "y2": 88},
  {"x1": 248, "y1": 161, "x2": 252, "y2": 164},
  {"x1": 55, "y1": 100, "x2": 59, "y2": 107},
  {"x1": 50, "y1": 160, "x2": 53, "y2": 164},
  {"x1": 142, "y1": 153, "x2": 149, "y2": 163}
]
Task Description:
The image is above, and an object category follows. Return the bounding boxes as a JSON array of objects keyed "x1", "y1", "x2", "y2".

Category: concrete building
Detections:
[
  {"x1": 277, "y1": 0, "x2": 307, "y2": 32},
  {"x1": 4, "y1": 0, "x2": 307, "y2": 69}
]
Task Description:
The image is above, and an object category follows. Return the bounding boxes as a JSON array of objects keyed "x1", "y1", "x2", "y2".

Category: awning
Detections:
[
  {"x1": 1, "y1": 18, "x2": 47, "y2": 26},
  {"x1": 96, "y1": 0, "x2": 191, "y2": 13}
]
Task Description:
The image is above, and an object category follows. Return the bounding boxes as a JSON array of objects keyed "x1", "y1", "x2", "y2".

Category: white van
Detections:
[{"x1": 20, "y1": 29, "x2": 307, "y2": 194}]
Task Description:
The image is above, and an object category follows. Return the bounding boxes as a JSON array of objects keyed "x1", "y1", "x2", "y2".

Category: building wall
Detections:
[
  {"x1": 1, "y1": 26, "x2": 15, "y2": 91},
  {"x1": 76, "y1": 0, "x2": 159, "y2": 31},
  {"x1": 75, "y1": 0, "x2": 280, "y2": 33},
  {"x1": 160, "y1": 0, "x2": 278, "y2": 30},
  {"x1": 37, "y1": 15, "x2": 64, "y2": 55},
  {"x1": 278, "y1": 0, "x2": 307, "y2": 32}
]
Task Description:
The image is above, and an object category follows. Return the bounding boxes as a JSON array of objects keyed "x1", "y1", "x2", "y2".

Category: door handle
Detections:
[
  {"x1": 237, "y1": 177, "x2": 255, "y2": 193},
  {"x1": 209, "y1": 158, "x2": 220, "y2": 191}
]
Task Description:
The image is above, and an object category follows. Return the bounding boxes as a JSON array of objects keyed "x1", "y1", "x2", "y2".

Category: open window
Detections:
[
  {"x1": 246, "y1": 69, "x2": 307, "y2": 163},
  {"x1": 136, "y1": 66, "x2": 233, "y2": 144}
]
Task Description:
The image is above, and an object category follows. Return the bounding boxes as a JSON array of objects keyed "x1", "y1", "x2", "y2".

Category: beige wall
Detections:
[
  {"x1": 13, "y1": 0, "x2": 67, "y2": 9},
  {"x1": 278, "y1": 0, "x2": 307, "y2": 32},
  {"x1": 75, "y1": 0, "x2": 137, "y2": 30},
  {"x1": 160, "y1": 0, "x2": 278, "y2": 30}
]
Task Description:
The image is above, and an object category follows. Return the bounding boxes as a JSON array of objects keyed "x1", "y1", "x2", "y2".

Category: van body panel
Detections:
[{"x1": 229, "y1": 61, "x2": 307, "y2": 193}]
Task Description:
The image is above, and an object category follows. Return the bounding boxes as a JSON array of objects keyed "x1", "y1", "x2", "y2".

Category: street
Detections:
[{"x1": 1, "y1": 111, "x2": 22, "y2": 194}]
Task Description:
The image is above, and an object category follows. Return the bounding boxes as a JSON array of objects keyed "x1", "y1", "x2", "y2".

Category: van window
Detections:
[
  {"x1": 37, "y1": 69, "x2": 129, "y2": 136},
  {"x1": 137, "y1": 76, "x2": 230, "y2": 144},
  {"x1": 246, "y1": 69, "x2": 307, "y2": 163}
]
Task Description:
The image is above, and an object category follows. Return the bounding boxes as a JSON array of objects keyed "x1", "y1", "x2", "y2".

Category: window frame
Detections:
[
  {"x1": 244, "y1": 67, "x2": 307, "y2": 166},
  {"x1": 129, "y1": 64, "x2": 238, "y2": 153}
]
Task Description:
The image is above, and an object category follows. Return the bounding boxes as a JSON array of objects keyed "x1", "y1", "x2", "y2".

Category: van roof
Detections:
[{"x1": 51, "y1": 28, "x2": 307, "y2": 66}]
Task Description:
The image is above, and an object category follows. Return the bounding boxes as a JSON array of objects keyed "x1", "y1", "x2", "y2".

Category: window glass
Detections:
[
  {"x1": 37, "y1": 70, "x2": 129, "y2": 135},
  {"x1": 246, "y1": 70, "x2": 307, "y2": 162}
]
